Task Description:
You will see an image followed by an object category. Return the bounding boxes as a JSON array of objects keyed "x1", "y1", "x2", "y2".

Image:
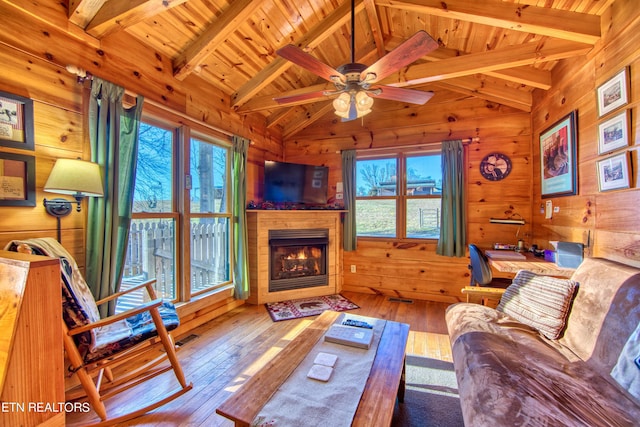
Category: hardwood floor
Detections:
[{"x1": 66, "y1": 291, "x2": 454, "y2": 426}]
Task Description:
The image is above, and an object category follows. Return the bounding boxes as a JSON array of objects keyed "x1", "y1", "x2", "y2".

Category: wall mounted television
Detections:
[{"x1": 264, "y1": 160, "x2": 329, "y2": 204}]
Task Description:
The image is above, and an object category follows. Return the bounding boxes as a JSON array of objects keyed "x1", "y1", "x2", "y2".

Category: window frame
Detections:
[
  {"x1": 124, "y1": 110, "x2": 235, "y2": 310},
  {"x1": 356, "y1": 145, "x2": 442, "y2": 241}
]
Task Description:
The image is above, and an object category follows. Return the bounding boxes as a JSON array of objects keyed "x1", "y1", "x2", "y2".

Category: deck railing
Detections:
[{"x1": 117, "y1": 219, "x2": 229, "y2": 312}]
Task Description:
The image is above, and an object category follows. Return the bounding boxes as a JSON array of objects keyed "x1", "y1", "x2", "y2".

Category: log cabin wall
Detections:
[
  {"x1": 0, "y1": 3, "x2": 282, "y2": 322},
  {"x1": 283, "y1": 95, "x2": 533, "y2": 304},
  {"x1": 531, "y1": 0, "x2": 640, "y2": 268}
]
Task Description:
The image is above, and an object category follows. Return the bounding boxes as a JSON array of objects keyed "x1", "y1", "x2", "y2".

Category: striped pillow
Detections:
[{"x1": 497, "y1": 270, "x2": 577, "y2": 339}]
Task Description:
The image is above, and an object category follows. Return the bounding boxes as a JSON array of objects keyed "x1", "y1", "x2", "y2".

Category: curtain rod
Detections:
[
  {"x1": 66, "y1": 64, "x2": 234, "y2": 138},
  {"x1": 336, "y1": 137, "x2": 479, "y2": 153}
]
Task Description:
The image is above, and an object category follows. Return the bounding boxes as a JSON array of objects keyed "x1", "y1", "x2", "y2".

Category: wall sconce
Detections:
[{"x1": 43, "y1": 159, "x2": 104, "y2": 242}]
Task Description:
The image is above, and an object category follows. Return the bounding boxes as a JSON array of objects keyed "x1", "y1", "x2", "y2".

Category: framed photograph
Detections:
[
  {"x1": 597, "y1": 152, "x2": 631, "y2": 192},
  {"x1": 540, "y1": 110, "x2": 578, "y2": 198},
  {"x1": 598, "y1": 110, "x2": 630, "y2": 155},
  {"x1": 0, "y1": 91, "x2": 35, "y2": 151},
  {"x1": 597, "y1": 67, "x2": 630, "y2": 118},
  {"x1": 0, "y1": 152, "x2": 36, "y2": 206}
]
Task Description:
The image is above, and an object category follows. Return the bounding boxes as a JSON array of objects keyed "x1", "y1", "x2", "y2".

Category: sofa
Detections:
[{"x1": 446, "y1": 257, "x2": 640, "y2": 426}]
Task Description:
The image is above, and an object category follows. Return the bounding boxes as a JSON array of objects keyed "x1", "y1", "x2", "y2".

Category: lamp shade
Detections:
[{"x1": 44, "y1": 159, "x2": 104, "y2": 197}]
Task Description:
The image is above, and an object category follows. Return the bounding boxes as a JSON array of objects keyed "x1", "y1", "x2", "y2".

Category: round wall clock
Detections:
[{"x1": 480, "y1": 153, "x2": 512, "y2": 181}]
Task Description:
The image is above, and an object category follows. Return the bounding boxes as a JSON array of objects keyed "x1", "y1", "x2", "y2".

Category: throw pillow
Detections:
[{"x1": 497, "y1": 270, "x2": 577, "y2": 340}]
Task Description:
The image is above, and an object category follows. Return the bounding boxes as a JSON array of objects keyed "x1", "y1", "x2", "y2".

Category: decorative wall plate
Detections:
[{"x1": 480, "y1": 153, "x2": 512, "y2": 181}]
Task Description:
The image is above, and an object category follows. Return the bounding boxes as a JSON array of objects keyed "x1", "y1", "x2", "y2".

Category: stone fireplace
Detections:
[
  {"x1": 269, "y1": 228, "x2": 329, "y2": 292},
  {"x1": 246, "y1": 210, "x2": 344, "y2": 304}
]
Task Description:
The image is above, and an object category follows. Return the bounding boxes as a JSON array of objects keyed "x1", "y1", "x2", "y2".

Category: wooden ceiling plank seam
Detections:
[
  {"x1": 173, "y1": 0, "x2": 264, "y2": 81},
  {"x1": 363, "y1": 0, "x2": 386, "y2": 58},
  {"x1": 376, "y1": 0, "x2": 601, "y2": 44},
  {"x1": 380, "y1": 39, "x2": 593, "y2": 87},
  {"x1": 86, "y1": 0, "x2": 189, "y2": 38},
  {"x1": 231, "y1": 0, "x2": 366, "y2": 108}
]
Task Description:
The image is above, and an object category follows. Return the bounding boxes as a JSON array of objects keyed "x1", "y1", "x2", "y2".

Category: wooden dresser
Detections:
[{"x1": 0, "y1": 250, "x2": 65, "y2": 427}]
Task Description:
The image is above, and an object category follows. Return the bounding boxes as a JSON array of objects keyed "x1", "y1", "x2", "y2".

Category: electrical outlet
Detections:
[{"x1": 350, "y1": 265, "x2": 356, "y2": 273}]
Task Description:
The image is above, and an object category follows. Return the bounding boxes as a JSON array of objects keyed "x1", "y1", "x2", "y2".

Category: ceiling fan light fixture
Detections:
[
  {"x1": 333, "y1": 90, "x2": 373, "y2": 120},
  {"x1": 333, "y1": 92, "x2": 351, "y2": 115},
  {"x1": 355, "y1": 90, "x2": 374, "y2": 110}
]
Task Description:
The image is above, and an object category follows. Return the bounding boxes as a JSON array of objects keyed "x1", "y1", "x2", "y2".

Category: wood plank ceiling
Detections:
[{"x1": 66, "y1": 0, "x2": 610, "y2": 138}]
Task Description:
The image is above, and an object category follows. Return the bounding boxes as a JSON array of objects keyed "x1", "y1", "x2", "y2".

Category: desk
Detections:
[
  {"x1": 216, "y1": 310, "x2": 410, "y2": 427},
  {"x1": 487, "y1": 251, "x2": 575, "y2": 278}
]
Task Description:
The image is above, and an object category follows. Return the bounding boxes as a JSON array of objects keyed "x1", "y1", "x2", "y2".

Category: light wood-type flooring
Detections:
[{"x1": 66, "y1": 291, "x2": 454, "y2": 426}]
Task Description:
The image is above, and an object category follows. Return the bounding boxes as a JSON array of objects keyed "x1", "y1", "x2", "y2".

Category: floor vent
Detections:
[
  {"x1": 175, "y1": 334, "x2": 199, "y2": 347},
  {"x1": 388, "y1": 297, "x2": 414, "y2": 304}
]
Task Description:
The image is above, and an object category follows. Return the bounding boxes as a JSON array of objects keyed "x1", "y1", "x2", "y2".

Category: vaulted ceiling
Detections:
[{"x1": 66, "y1": 0, "x2": 609, "y2": 138}]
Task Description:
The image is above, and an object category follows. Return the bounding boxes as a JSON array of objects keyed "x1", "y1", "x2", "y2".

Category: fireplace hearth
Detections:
[{"x1": 269, "y1": 229, "x2": 328, "y2": 292}]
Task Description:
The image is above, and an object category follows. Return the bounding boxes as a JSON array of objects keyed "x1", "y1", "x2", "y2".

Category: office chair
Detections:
[{"x1": 463, "y1": 244, "x2": 513, "y2": 305}]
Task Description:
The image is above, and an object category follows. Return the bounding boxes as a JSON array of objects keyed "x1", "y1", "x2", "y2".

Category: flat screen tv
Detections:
[{"x1": 264, "y1": 160, "x2": 329, "y2": 204}]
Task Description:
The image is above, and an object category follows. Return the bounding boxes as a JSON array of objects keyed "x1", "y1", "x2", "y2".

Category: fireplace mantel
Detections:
[{"x1": 246, "y1": 210, "x2": 344, "y2": 304}]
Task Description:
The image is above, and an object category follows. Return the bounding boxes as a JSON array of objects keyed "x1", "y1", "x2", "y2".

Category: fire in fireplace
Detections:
[{"x1": 269, "y1": 229, "x2": 329, "y2": 292}]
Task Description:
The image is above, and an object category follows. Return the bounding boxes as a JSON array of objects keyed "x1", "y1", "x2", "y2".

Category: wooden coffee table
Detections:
[{"x1": 216, "y1": 310, "x2": 410, "y2": 426}]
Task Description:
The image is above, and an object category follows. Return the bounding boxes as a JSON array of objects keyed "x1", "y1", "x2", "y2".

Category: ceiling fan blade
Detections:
[
  {"x1": 369, "y1": 86, "x2": 434, "y2": 105},
  {"x1": 273, "y1": 90, "x2": 329, "y2": 105},
  {"x1": 361, "y1": 30, "x2": 439, "y2": 84},
  {"x1": 276, "y1": 45, "x2": 345, "y2": 83}
]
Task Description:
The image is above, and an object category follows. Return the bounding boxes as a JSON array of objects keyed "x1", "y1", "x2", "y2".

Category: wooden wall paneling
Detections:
[
  {"x1": 342, "y1": 240, "x2": 469, "y2": 303},
  {"x1": 531, "y1": 0, "x2": 640, "y2": 265}
]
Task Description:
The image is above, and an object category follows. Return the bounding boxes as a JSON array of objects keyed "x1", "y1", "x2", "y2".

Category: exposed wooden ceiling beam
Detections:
[
  {"x1": 283, "y1": 102, "x2": 335, "y2": 139},
  {"x1": 363, "y1": 0, "x2": 386, "y2": 59},
  {"x1": 84, "y1": 0, "x2": 188, "y2": 38},
  {"x1": 173, "y1": 0, "x2": 264, "y2": 81},
  {"x1": 433, "y1": 76, "x2": 532, "y2": 112},
  {"x1": 376, "y1": 0, "x2": 601, "y2": 44},
  {"x1": 231, "y1": 0, "x2": 366, "y2": 108},
  {"x1": 381, "y1": 39, "x2": 592, "y2": 87},
  {"x1": 68, "y1": 0, "x2": 108, "y2": 27},
  {"x1": 238, "y1": 39, "x2": 577, "y2": 115}
]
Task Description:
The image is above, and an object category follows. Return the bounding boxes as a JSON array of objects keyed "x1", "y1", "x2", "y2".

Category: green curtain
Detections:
[
  {"x1": 232, "y1": 135, "x2": 250, "y2": 300},
  {"x1": 86, "y1": 77, "x2": 144, "y2": 316},
  {"x1": 342, "y1": 150, "x2": 357, "y2": 251},
  {"x1": 437, "y1": 140, "x2": 466, "y2": 257}
]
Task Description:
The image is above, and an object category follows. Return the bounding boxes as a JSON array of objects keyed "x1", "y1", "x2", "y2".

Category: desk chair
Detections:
[
  {"x1": 6, "y1": 237, "x2": 192, "y2": 425},
  {"x1": 463, "y1": 244, "x2": 513, "y2": 305}
]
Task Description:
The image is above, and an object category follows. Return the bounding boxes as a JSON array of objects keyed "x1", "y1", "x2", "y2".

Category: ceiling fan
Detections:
[{"x1": 274, "y1": 0, "x2": 439, "y2": 122}]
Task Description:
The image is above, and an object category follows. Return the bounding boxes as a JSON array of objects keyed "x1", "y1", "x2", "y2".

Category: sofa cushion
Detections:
[
  {"x1": 557, "y1": 257, "x2": 640, "y2": 377},
  {"x1": 449, "y1": 325, "x2": 640, "y2": 427},
  {"x1": 496, "y1": 270, "x2": 576, "y2": 339}
]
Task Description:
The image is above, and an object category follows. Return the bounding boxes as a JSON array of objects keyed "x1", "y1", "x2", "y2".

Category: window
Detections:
[
  {"x1": 118, "y1": 119, "x2": 233, "y2": 312},
  {"x1": 121, "y1": 121, "x2": 178, "y2": 310},
  {"x1": 189, "y1": 136, "x2": 231, "y2": 296},
  {"x1": 355, "y1": 151, "x2": 442, "y2": 239}
]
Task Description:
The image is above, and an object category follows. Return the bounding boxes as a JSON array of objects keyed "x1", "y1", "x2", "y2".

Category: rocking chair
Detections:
[{"x1": 6, "y1": 237, "x2": 192, "y2": 425}]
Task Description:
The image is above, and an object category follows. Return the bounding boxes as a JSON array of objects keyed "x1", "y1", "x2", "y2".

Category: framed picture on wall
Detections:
[
  {"x1": 0, "y1": 152, "x2": 36, "y2": 206},
  {"x1": 540, "y1": 110, "x2": 578, "y2": 198},
  {"x1": 597, "y1": 152, "x2": 631, "y2": 192},
  {"x1": 598, "y1": 110, "x2": 630, "y2": 155},
  {"x1": 0, "y1": 90, "x2": 35, "y2": 151},
  {"x1": 596, "y1": 67, "x2": 630, "y2": 118}
]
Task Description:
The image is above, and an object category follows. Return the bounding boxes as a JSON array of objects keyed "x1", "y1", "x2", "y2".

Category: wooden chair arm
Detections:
[
  {"x1": 461, "y1": 286, "x2": 506, "y2": 298},
  {"x1": 95, "y1": 279, "x2": 158, "y2": 306},
  {"x1": 67, "y1": 298, "x2": 164, "y2": 336}
]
